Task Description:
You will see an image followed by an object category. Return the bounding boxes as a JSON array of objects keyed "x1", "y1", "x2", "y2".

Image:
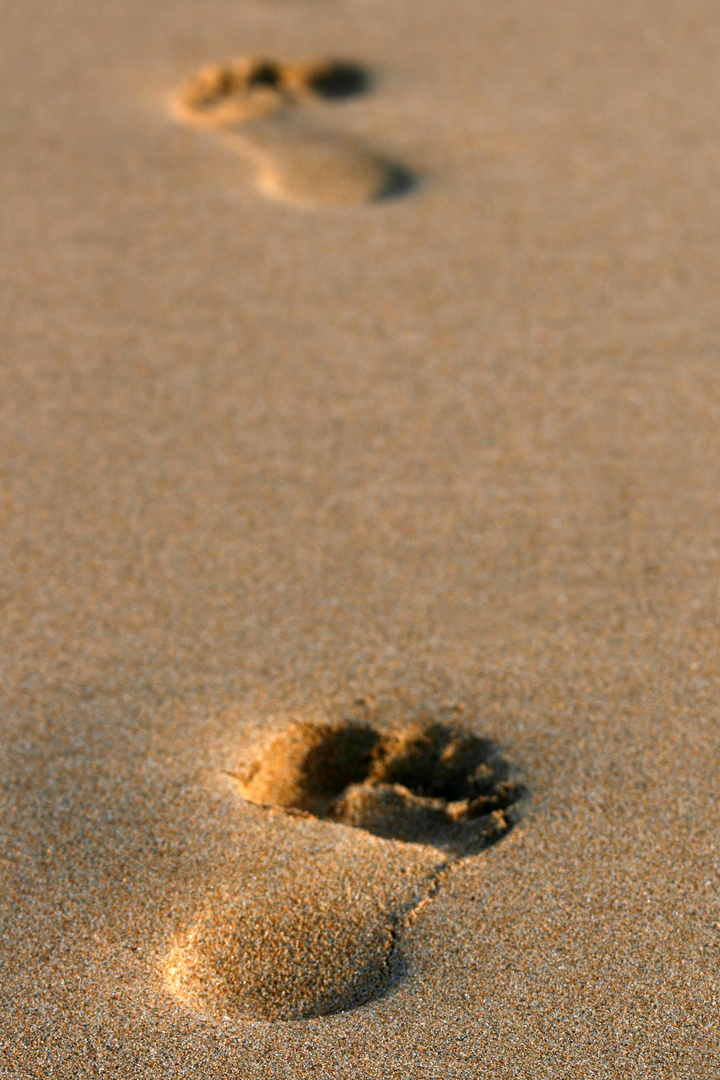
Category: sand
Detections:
[{"x1": 2, "y1": 0, "x2": 720, "y2": 1075}]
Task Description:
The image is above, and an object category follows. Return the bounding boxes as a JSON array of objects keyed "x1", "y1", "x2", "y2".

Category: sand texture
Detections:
[{"x1": 2, "y1": 0, "x2": 720, "y2": 1076}]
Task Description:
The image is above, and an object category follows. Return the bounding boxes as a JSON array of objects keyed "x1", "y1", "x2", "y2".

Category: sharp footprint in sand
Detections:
[
  {"x1": 164, "y1": 703, "x2": 523, "y2": 1022},
  {"x1": 171, "y1": 56, "x2": 412, "y2": 208}
]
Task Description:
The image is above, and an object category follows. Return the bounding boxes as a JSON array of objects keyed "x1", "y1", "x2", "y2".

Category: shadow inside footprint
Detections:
[
  {"x1": 299, "y1": 61, "x2": 369, "y2": 99},
  {"x1": 172, "y1": 55, "x2": 412, "y2": 207},
  {"x1": 238, "y1": 717, "x2": 521, "y2": 855}
]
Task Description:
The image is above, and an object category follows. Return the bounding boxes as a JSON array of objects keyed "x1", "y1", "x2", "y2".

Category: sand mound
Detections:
[{"x1": 237, "y1": 718, "x2": 519, "y2": 851}]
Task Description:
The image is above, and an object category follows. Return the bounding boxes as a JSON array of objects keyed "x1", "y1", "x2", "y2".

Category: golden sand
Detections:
[{"x1": 2, "y1": 0, "x2": 720, "y2": 1075}]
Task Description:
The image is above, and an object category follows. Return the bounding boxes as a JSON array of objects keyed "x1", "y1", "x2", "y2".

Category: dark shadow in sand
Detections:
[
  {"x1": 237, "y1": 717, "x2": 523, "y2": 855},
  {"x1": 305, "y1": 61, "x2": 370, "y2": 99}
]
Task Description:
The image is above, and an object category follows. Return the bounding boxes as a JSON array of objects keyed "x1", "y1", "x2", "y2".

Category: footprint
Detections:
[
  {"x1": 236, "y1": 714, "x2": 518, "y2": 852},
  {"x1": 164, "y1": 705, "x2": 522, "y2": 1021},
  {"x1": 165, "y1": 862, "x2": 408, "y2": 1022},
  {"x1": 171, "y1": 56, "x2": 411, "y2": 207}
]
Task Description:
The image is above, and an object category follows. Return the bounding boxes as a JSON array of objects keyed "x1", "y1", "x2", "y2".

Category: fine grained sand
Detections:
[{"x1": 2, "y1": 0, "x2": 720, "y2": 1076}]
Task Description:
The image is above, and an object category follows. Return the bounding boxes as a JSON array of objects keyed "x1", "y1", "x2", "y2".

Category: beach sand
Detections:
[{"x1": 2, "y1": 0, "x2": 720, "y2": 1075}]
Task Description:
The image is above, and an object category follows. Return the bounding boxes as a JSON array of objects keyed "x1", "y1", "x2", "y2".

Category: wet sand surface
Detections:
[{"x1": 2, "y1": 0, "x2": 720, "y2": 1076}]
